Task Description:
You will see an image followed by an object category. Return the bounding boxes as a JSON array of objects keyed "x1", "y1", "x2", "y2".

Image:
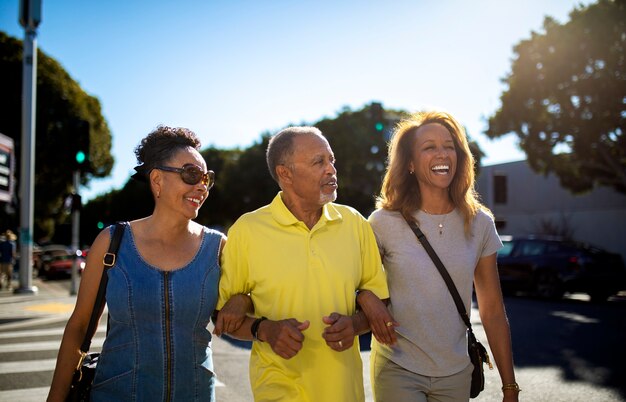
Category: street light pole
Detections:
[
  {"x1": 69, "y1": 171, "x2": 80, "y2": 295},
  {"x1": 16, "y1": 0, "x2": 42, "y2": 294}
]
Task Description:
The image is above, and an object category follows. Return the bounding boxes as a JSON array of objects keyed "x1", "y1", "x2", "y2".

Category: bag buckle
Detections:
[
  {"x1": 75, "y1": 351, "x2": 87, "y2": 381},
  {"x1": 103, "y1": 253, "x2": 116, "y2": 267},
  {"x1": 484, "y1": 350, "x2": 493, "y2": 370}
]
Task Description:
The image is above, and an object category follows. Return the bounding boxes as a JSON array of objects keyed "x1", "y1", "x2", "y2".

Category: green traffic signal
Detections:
[
  {"x1": 75, "y1": 150, "x2": 86, "y2": 164},
  {"x1": 375, "y1": 122, "x2": 384, "y2": 131},
  {"x1": 97, "y1": 221, "x2": 104, "y2": 229}
]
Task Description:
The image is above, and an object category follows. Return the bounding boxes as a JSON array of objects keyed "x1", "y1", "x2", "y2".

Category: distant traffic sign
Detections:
[{"x1": 0, "y1": 133, "x2": 14, "y2": 203}]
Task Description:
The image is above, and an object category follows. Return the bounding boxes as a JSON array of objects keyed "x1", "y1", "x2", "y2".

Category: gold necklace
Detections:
[{"x1": 422, "y1": 208, "x2": 449, "y2": 236}]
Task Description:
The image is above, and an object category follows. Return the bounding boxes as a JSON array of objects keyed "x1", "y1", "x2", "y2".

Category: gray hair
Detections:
[{"x1": 266, "y1": 126, "x2": 323, "y2": 183}]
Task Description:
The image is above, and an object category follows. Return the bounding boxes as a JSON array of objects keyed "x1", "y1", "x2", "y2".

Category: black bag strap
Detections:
[
  {"x1": 79, "y1": 222, "x2": 126, "y2": 353},
  {"x1": 404, "y1": 218, "x2": 473, "y2": 331}
]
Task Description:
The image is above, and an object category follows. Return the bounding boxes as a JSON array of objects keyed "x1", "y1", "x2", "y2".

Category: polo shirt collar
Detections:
[{"x1": 270, "y1": 192, "x2": 343, "y2": 227}]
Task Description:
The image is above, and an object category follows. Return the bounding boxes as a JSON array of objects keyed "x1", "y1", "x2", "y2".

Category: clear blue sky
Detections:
[{"x1": 0, "y1": 0, "x2": 591, "y2": 200}]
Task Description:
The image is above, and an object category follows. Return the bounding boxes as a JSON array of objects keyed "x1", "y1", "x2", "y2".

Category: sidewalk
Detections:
[{"x1": 0, "y1": 277, "x2": 76, "y2": 328}]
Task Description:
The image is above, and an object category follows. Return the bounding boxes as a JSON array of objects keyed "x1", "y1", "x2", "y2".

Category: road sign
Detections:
[{"x1": 0, "y1": 133, "x2": 15, "y2": 203}]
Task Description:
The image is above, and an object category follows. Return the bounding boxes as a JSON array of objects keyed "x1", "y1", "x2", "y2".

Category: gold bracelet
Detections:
[{"x1": 501, "y1": 382, "x2": 521, "y2": 392}]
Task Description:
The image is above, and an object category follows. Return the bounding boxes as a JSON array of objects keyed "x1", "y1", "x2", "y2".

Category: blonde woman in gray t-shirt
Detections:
[{"x1": 357, "y1": 111, "x2": 520, "y2": 402}]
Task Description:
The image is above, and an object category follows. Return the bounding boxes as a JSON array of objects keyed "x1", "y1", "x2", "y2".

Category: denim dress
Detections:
[{"x1": 90, "y1": 224, "x2": 222, "y2": 402}]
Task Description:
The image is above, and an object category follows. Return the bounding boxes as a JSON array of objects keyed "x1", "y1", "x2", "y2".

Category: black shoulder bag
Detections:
[
  {"x1": 66, "y1": 222, "x2": 126, "y2": 402},
  {"x1": 405, "y1": 218, "x2": 492, "y2": 398}
]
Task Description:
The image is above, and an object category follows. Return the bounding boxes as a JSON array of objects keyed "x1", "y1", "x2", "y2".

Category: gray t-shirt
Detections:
[{"x1": 368, "y1": 208, "x2": 502, "y2": 377}]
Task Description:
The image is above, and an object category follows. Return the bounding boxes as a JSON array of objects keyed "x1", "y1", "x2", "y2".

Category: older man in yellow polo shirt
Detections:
[{"x1": 215, "y1": 126, "x2": 392, "y2": 401}]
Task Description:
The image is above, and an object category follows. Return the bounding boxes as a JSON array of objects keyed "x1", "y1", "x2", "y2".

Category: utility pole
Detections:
[
  {"x1": 69, "y1": 171, "x2": 81, "y2": 295},
  {"x1": 15, "y1": 0, "x2": 42, "y2": 294}
]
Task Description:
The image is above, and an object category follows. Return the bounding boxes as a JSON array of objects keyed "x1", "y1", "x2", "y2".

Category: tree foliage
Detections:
[
  {"x1": 485, "y1": 0, "x2": 626, "y2": 194},
  {"x1": 0, "y1": 31, "x2": 114, "y2": 240},
  {"x1": 317, "y1": 105, "x2": 394, "y2": 215}
]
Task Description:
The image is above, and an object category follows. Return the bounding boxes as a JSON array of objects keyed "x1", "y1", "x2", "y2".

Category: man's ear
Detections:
[{"x1": 276, "y1": 165, "x2": 292, "y2": 185}]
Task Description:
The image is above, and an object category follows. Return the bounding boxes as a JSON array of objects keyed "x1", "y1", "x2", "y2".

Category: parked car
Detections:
[
  {"x1": 39, "y1": 249, "x2": 86, "y2": 279},
  {"x1": 34, "y1": 244, "x2": 71, "y2": 273},
  {"x1": 497, "y1": 235, "x2": 626, "y2": 301}
]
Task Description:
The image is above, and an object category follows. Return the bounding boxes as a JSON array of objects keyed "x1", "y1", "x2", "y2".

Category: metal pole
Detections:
[
  {"x1": 15, "y1": 27, "x2": 38, "y2": 294},
  {"x1": 70, "y1": 171, "x2": 80, "y2": 295}
]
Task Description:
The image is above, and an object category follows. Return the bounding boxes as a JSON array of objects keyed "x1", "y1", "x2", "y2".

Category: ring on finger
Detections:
[
  {"x1": 338, "y1": 340, "x2": 343, "y2": 348},
  {"x1": 386, "y1": 321, "x2": 393, "y2": 327}
]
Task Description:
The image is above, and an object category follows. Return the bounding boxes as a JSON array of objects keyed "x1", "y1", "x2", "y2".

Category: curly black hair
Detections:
[{"x1": 131, "y1": 125, "x2": 201, "y2": 181}]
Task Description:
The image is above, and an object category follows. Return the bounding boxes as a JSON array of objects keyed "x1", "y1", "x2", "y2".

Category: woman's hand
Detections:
[
  {"x1": 357, "y1": 290, "x2": 398, "y2": 345},
  {"x1": 213, "y1": 294, "x2": 253, "y2": 336}
]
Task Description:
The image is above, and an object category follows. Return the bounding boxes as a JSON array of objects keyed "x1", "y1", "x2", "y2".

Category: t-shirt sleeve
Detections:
[
  {"x1": 358, "y1": 216, "x2": 390, "y2": 300},
  {"x1": 480, "y1": 211, "x2": 503, "y2": 258},
  {"x1": 367, "y1": 210, "x2": 386, "y2": 258},
  {"x1": 216, "y1": 220, "x2": 252, "y2": 310}
]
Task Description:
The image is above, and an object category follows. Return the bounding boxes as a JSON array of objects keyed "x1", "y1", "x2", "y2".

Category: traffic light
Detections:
[
  {"x1": 371, "y1": 102, "x2": 384, "y2": 133},
  {"x1": 71, "y1": 119, "x2": 90, "y2": 171},
  {"x1": 71, "y1": 193, "x2": 82, "y2": 212},
  {"x1": 19, "y1": 0, "x2": 42, "y2": 29}
]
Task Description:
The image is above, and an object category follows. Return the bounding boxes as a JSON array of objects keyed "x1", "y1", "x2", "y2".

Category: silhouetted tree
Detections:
[
  {"x1": 0, "y1": 31, "x2": 114, "y2": 240},
  {"x1": 485, "y1": 0, "x2": 626, "y2": 194}
]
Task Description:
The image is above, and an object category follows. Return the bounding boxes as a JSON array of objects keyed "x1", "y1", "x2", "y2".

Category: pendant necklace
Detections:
[{"x1": 422, "y1": 208, "x2": 449, "y2": 236}]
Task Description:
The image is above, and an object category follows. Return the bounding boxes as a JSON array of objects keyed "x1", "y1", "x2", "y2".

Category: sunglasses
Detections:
[{"x1": 155, "y1": 164, "x2": 215, "y2": 188}]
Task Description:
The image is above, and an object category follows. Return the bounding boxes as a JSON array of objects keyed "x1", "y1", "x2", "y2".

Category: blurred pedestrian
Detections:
[
  {"x1": 0, "y1": 230, "x2": 17, "y2": 290},
  {"x1": 359, "y1": 111, "x2": 520, "y2": 401},
  {"x1": 214, "y1": 126, "x2": 394, "y2": 401},
  {"x1": 48, "y1": 126, "x2": 246, "y2": 401}
]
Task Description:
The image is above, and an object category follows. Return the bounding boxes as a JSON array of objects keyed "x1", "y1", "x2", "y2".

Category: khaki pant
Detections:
[
  {"x1": 371, "y1": 349, "x2": 474, "y2": 402},
  {"x1": 0, "y1": 262, "x2": 13, "y2": 289}
]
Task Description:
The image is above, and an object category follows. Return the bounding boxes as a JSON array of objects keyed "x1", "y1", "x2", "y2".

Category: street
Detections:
[{"x1": 0, "y1": 278, "x2": 624, "y2": 401}]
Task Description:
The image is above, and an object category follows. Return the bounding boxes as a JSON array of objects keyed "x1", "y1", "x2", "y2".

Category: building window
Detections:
[
  {"x1": 495, "y1": 219, "x2": 507, "y2": 231},
  {"x1": 494, "y1": 174, "x2": 507, "y2": 204}
]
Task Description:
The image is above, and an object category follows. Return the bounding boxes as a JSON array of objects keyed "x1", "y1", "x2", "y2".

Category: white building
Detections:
[{"x1": 475, "y1": 160, "x2": 626, "y2": 262}]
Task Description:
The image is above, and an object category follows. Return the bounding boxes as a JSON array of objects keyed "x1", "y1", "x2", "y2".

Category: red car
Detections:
[{"x1": 41, "y1": 252, "x2": 86, "y2": 279}]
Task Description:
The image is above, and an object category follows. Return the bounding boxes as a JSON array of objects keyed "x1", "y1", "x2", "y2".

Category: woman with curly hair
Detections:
[{"x1": 48, "y1": 126, "x2": 246, "y2": 401}]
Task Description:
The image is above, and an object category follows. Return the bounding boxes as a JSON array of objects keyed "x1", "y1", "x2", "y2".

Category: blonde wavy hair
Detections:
[{"x1": 376, "y1": 110, "x2": 490, "y2": 235}]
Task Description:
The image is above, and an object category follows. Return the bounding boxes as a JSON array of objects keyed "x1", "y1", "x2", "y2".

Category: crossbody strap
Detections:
[
  {"x1": 79, "y1": 222, "x2": 126, "y2": 353},
  {"x1": 404, "y1": 218, "x2": 473, "y2": 330}
]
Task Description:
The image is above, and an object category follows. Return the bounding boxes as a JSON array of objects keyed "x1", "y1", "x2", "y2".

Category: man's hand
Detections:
[
  {"x1": 213, "y1": 294, "x2": 253, "y2": 336},
  {"x1": 357, "y1": 290, "x2": 398, "y2": 345},
  {"x1": 322, "y1": 312, "x2": 357, "y2": 351},
  {"x1": 259, "y1": 319, "x2": 310, "y2": 359}
]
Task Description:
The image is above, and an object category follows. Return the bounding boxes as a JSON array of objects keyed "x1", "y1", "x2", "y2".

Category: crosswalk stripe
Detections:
[
  {"x1": 0, "y1": 315, "x2": 72, "y2": 331},
  {"x1": 0, "y1": 337, "x2": 104, "y2": 353},
  {"x1": 0, "y1": 326, "x2": 106, "y2": 339},
  {"x1": 0, "y1": 316, "x2": 229, "y2": 397},
  {"x1": 0, "y1": 358, "x2": 57, "y2": 374},
  {"x1": 0, "y1": 360, "x2": 228, "y2": 385},
  {"x1": 0, "y1": 387, "x2": 50, "y2": 402}
]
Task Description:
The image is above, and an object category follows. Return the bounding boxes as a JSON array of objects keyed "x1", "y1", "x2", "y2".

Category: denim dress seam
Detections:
[
  {"x1": 126, "y1": 261, "x2": 138, "y2": 401},
  {"x1": 193, "y1": 230, "x2": 215, "y2": 400}
]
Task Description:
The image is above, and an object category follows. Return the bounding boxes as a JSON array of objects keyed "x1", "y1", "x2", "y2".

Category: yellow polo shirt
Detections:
[{"x1": 218, "y1": 192, "x2": 389, "y2": 402}]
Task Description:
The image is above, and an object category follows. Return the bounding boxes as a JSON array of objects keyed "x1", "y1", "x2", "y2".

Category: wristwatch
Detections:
[{"x1": 250, "y1": 316, "x2": 267, "y2": 341}]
